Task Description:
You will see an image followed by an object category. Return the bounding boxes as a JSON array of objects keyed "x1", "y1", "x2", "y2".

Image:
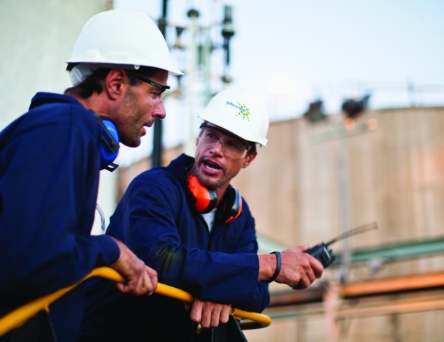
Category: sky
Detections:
[{"x1": 114, "y1": 0, "x2": 444, "y2": 166}]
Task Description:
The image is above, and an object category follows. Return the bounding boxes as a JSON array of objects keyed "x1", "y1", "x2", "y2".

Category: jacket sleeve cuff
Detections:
[{"x1": 92, "y1": 235, "x2": 120, "y2": 265}]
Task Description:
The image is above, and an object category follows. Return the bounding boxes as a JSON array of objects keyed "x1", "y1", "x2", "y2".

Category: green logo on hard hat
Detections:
[{"x1": 225, "y1": 101, "x2": 250, "y2": 121}]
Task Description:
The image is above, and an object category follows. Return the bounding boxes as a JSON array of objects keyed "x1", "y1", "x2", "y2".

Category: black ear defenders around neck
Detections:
[
  {"x1": 218, "y1": 185, "x2": 243, "y2": 223},
  {"x1": 187, "y1": 175, "x2": 242, "y2": 223},
  {"x1": 96, "y1": 116, "x2": 120, "y2": 172}
]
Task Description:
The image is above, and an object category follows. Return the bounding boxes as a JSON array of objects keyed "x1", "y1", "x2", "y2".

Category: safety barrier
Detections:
[{"x1": 0, "y1": 266, "x2": 272, "y2": 336}]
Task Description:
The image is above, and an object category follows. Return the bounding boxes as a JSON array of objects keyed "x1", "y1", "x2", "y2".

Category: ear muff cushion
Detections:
[
  {"x1": 219, "y1": 187, "x2": 243, "y2": 223},
  {"x1": 187, "y1": 175, "x2": 217, "y2": 214},
  {"x1": 98, "y1": 118, "x2": 119, "y2": 168}
]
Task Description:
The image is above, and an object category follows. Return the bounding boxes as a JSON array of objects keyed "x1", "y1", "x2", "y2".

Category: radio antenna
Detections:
[{"x1": 326, "y1": 222, "x2": 378, "y2": 247}]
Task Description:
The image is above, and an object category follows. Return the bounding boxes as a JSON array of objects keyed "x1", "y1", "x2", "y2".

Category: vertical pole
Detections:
[
  {"x1": 202, "y1": 0, "x2": 216, "y2": 107},
  {"x1": 152, "y1": 0, "x2": 168, "y2": 168},
  {"x1": 202, "y1": 27, "x2": 211, "y2": 107},
  {"x1": 408, "y1": 79, "x2": 416, "y2": 107},
  {"x1": 338, "y1": 139, "x2": 352, "y2": 283},
  {"x1": 324, "y1": 280, "x2": 340, "y2": 342},
  {"x1": 183, "y1": 9, "x2": 200, "y2": 157},
  {"x1": 221, "y1": 6, "x2": 234, "y2": 85}
]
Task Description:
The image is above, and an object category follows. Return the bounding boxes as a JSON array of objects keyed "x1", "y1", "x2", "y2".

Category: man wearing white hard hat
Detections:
[
  {"x1": 79, "y1": 88, "x2": 323, "y2": 341},
  {"x1": 0, "y1": 10, "x2": 182, "y2": 341}
]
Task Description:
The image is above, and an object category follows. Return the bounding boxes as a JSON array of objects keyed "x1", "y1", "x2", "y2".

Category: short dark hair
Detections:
[
  {"x1": 247, "y1": 142, "x2": 257, "y2": 156},
  {"x1": 64, "y1": 65, "x2": 159, "y2": 98}
]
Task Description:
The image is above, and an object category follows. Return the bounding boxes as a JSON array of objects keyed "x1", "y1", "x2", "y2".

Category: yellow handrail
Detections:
[{"x1": 0, "y1": 267, "x2": 272, "y2": 337}]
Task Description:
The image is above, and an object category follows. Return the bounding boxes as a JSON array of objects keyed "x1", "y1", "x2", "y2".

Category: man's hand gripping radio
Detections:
[{"x1": 307, "y1": 222, "x2": 378, "y2": 268}]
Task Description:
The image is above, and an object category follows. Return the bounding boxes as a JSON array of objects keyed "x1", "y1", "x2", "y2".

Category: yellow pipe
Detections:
[{"x1": 0, "y1": 267, "x2": 271, "y2": 337}]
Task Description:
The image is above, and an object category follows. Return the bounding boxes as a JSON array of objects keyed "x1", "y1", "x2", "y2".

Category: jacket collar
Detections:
[
  {"x1": 29, "y1": 92, "x2": 83, "y2": 110},
  {"x1": 166, "y1": 153, "x2": 195, "y2": 181}
]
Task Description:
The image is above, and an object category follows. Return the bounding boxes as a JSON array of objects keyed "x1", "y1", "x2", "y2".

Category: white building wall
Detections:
[{"x1": 0, "y1": 0, "x2": 118, "y2": 232}]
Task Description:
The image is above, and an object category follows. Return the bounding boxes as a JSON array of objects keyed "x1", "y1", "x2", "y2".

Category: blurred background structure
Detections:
[{"x1": 1, "y1": 0, "x2": 444, "y2": 341}]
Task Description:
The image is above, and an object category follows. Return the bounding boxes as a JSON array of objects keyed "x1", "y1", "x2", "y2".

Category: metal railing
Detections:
[{"x1": 0, "y1": 267, "x2": 271, "y2": 337}]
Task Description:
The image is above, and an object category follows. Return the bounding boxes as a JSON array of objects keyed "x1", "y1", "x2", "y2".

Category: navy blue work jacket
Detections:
[
  {"x1": 0, "y1": 93, "x2": 119, "y2": 341},
  {"x1": 80, "y1": 154, "x2": 269, "y2": 341}
]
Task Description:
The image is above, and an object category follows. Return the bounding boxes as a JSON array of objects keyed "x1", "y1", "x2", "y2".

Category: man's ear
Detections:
[
  {"x1": 242, "y1": 151, "x2": 257, "y2": 169},
  {"x1": 104, "y1": 68, "x2": 127, "y2": 100}
]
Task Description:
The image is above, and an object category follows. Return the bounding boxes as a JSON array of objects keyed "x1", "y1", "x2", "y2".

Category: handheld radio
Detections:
[{"x1": 307, "y1": 222, "x2": 378, "y2": 268}]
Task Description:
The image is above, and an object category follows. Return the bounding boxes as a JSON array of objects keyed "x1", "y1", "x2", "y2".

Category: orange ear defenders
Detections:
[
  {"x1": 187, "y1": 175, "x2": 217, "y2": 214},
  {"x1": 187, "y1": 175, "x2": 242, "y2": 223}
]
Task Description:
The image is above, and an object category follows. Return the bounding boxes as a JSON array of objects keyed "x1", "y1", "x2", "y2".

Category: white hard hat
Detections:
[
  {"x1": 199, "y1": 88, "x2": 269, "y2": 147},
  {"x1": 66, "y1": 10, "x2": 182, "y2": 85}
]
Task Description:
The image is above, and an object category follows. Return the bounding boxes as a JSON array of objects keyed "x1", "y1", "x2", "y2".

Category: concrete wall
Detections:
[
  {"x1": 231, "y1": 107, "x2": 444, "y2": 281},
  {"x1": 235, "y1": 107, "x2": 444, "y2": 341},
  {"x1": 0, "y1": 0, "x2": 117, "y2": 232},
  {"x1": 0, "y1": 0, "x2": 113, "y2": 126}
]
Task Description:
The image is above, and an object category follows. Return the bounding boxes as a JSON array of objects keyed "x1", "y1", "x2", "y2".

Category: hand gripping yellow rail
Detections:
[{"x1": 0, "y1": 267, "x2": 272, "y2": 337}]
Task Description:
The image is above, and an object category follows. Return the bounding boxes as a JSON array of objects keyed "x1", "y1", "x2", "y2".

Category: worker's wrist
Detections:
[{"x1": 259, "y1": 252, "x2": 281, "y2": 283}]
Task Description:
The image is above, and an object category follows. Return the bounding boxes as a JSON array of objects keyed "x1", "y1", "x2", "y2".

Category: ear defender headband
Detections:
[
  {"x1": 218, "y1": 186, "x2": 243, "y2": 223},
  {"x1": 187, "y1": 175, "x2": 242, "y2": 223},
  {"x1": 96, "y1": 115, "x2": 120, "y2": 172}
]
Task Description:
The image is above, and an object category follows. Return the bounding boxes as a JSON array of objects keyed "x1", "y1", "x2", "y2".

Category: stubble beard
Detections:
[
  {"x1": 120, "y1": 88, "x2": 144, "y2": 147},
  {"x1": 196, "y1": 167, "x2": 233, "y2": 192},
  {"x1": 194, "y1": 170, "x2": 216, "y2": 190}
]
